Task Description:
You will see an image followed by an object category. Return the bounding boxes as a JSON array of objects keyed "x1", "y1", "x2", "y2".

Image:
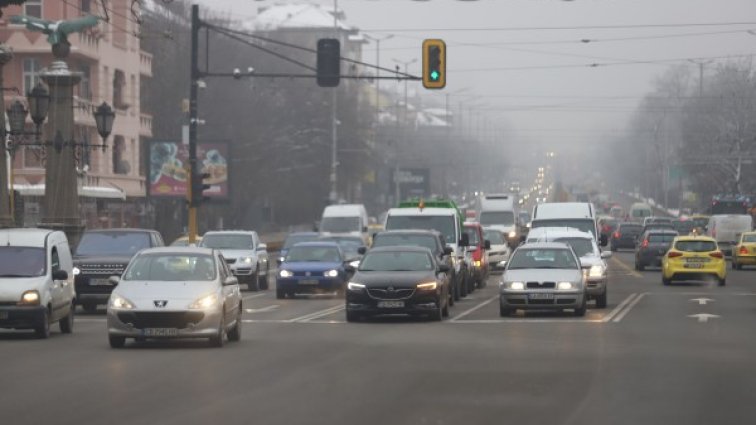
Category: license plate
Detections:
[
  {"x1": 528, "y1": 293, "x2": 554, "y2": 300},
  {"x1": 0, "y1": 311, "x2": 8, "y2": 320},
  {"x1": 142, "y1": 328, "x2": 179, "y2": 337},
  {"x1": 684, "y1": 263, "x2": 704, "y2": 269},
  {"x1": 299, "y1": 280, "x2": 319, "y2": 285},
  {"x1": 89, "y1": 278, "x2": 112, "y2": 286},
  {"x1": 686, "y1": 257, "x2": 707, "y2": 263},
  {"x1": 377, "y1": 301, "x2": 405, "y2": 308}
]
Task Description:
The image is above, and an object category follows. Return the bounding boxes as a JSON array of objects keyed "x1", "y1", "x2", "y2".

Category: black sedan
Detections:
[{"x1": 345, "y1": 246, "x2": 451, "y2": 322}]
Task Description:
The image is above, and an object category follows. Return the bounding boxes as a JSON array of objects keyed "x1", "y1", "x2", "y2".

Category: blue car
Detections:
[
  {"x1": 276, "y1": 242, "x2": 351, "y2": 299},
  {"x1": 278, "y1": 232, "x2": 320, "y2": 264}
]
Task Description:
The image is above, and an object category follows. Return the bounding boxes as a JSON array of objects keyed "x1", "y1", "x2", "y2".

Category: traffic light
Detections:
[
  {"x1": 190, "y1": 171, "x2": 211, "y2": 207},
  {"x1": 422, "y1": 39, "x2": 446, "y2": 89},
  {"x1": 317, "y1": 38, "x2": 341, "y2": 87}
]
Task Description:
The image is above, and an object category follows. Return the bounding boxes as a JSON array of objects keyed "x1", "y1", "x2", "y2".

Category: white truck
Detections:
[
  {"x1": 477, "y1": 194, "x2": 518, "y2": 247},
  {"x1": 531, "y1": 202, "x2": 605, "y2": 246}
]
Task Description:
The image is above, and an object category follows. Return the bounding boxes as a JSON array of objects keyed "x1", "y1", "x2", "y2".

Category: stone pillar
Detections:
[
  {"x1": 39, "y1": 60, "x2": 83, "y2": 245},
  {"x1": 0, "y1": 45, "x2": 14, "y2": 228}
]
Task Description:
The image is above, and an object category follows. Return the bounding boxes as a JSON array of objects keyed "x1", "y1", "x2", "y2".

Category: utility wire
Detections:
[{"x1": 210, "y1": 26, "x2": 316, "y2": 71}]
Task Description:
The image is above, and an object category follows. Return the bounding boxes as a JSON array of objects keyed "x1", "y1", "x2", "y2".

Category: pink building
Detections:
[{"x1": 0, "y1": 0, "x2": 152, "y2": 227}]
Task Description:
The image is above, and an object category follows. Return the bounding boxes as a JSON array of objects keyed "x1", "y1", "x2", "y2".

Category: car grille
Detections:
[
  {"x1": 528, "y1": 299, "x2": 554, "y2": 305},
  {"x1": 78, "y1": 263, "x2": 126, "y2": 275},
  {"x1": 116, "y1": 312, "x2": 205, "y2": 329},
  {"x1": 526, "y1": 281, "x2": 556, "y2": 289},
  {"x1": 367, "y1": 287, "x2": 415, "y2": 300}
]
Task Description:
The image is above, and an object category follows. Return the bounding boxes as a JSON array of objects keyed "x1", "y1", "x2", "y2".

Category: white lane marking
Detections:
[
  {"x1": 451, "y1": 319, "x2": 606, "y2": 324},
  {"x1": 74, "y1": 317, "x2": 106, "y2": 322},
  {"x1": 450, "y1": 295, "x2": 498, "y2": 322},
  {"x1": 610, "y1": 256, "x2": 643, "y2": 278},
  {"x1": 286, "y1": 304, "x2": 345, "y2": 323},
  {"x1": 733, "y1": 293, "x2": 756, "y2": 296},
  {"x1": 242, "y1": 293, "x2": 268, "y2": 301},
  {"x1": 688, "y1": 313, "x2": 720, "y2": 323},
  {"x1": 601, "y1": 293, "x2": 638, "y2": 323},
  {"x1": 245, "y1": 305, "x2": 279, "y2": 313},
  {"x1": 690, "y1": 298, "x2": 715, "y2": 305},
  {"x1": 612, "y1": 292, "x2": 648, "y2": 323}
]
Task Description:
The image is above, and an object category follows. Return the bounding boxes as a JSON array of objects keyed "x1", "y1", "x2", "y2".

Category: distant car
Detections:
[
  {"x1": 276, "y1": 242, "x2": 351, "y2": 299},
  {"x1": 610, "y1": 222, "x2": 643, "y2": 251},
  {"x1": 690, "y1": 214, "x2": 710, "y2": 234},
  {"x1": 170, "y1": 235, "x2": 203, "y2": 247},
  {"x1": 345, "y1": 246, "x2": 451, "y2": 322},
  {"x1": 609, "y1": 205, "x2": 625, "y2": 219},
  {"x1": 200, "y1": 231, "x2": 269, "y2": 291},
  {"x1": 278, "y1": 232, "x2": 319, "y2": 264},
  {"x1": 731, "y1": 231, "x2": 756, "y2": 270},
  {"x1": 318, "y1": 234, "x2": 365, "y2": 267},
  {"x1": 499, "y1": 242, "x2": 586, "y2": 317},
  {"x1": 106, "y1": 247, "x2": 243, "y2": 348},
  {"x1": 661, "y1": 235, "x2": 727, "y2": 286},
  {"x1": 74, "y1": 229, "x2": 165, "y2": 313},
  {"x1": 643, "y1": 216, "x2": 673, "y2": 227},
  {"x1": 463, "y1": 222, "x2": 490, "y2": 290},
  {"x1": 598, "y1": 218, "x2": 619, "y2": 242},
  {"x1": 640, "y1": 222, "x2": 676, "y2": 235},
  {"x1": 671, "y1": 219, "x2": 695, "y2": 235},
  {"x1": 483, "y1": 228, "x2": 510, "y2": 272},
  {"x1": 635, "y1": 229, "x2": 678, "y2": 271}
]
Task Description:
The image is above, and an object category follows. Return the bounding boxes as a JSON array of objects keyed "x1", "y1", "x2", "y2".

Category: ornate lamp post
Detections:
[{"x1": 93, "y1": 101, "x2": 115, "y2": 144}]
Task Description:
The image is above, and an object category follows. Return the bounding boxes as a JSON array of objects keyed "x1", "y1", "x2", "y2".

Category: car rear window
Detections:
[
  {"x1": 743, "y1": 235, "x2": 756, "y2": 243},
  {"x1": 648, "y1": 234, "x2": 676, "y2": 243},
  {"x1": 619, "y1": 224, "x2": 641, "y2": 233},
  {"x1": 675, "y1": 240, "x2": 718, "y2": 252}
]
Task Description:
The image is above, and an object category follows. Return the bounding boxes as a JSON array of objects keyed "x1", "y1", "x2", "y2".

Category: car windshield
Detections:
[
  {"x1": 201, "y1": 234, "x2": 254, "y2": 250},
  {"x1": 463, "y1": 227, "x2": 481, "y2": 245},
  {"x1": 554, "y1": 238, "x2": 595, "y2": 257},
  {"x1": 743, "y1": 235, "x2": 756, "y2": 243},
  {"x1": 283, "y1": 234, "x2": 319, "y2": 249},
  {"x1": 632, "y1": 209, "x2": 652, "y2": 218},
  {"x1": 122, "y1": 254, "x2": 216, "y2": 281},
  {"x1": 531, "y1": 219, "x2": 596, "y2": 237},
  {"x1": 648, "y1": 234, "x2": 676, "y2": 243},
  {"x1": 673, "y1": 221, "x2": 695, "y2": 233},
  {"x1": 372, "y1": 234, "x2": 438, "y2": 253},
  {"x1": 0, "y1": 247, "x2": 46, "y2": 277},
  {"x1": 286, "y1": 246, "x2": 341, "y2": 262},
  {"x1": 479, "y1": 211, "x2": 515, "y2": 226},
  {"x1": 507, "y1": 248, "x2": 578, "y2": 270},
  {"x1": 320, "y1": 217, "x2": 361, "y2": 233},
  {"x1": 359, "y1": 251, "x2": 433, "y2": 272},
  {"x1": 320, "y1": 237, "x2": 363, "y2": 257},
  {"x1": 76, "y1": 232, "x2": 151, "y2": 256},
  {"x1": 385, "y1": 215, "x2": 456, "y2": 244},
  {"x1": 518, "y1": 212, "x2": 531, "y2": 223},
  {"x1": 692, "y1": 218, "x2": 710, "y2": 228},
  {"x1": 484, "y1": 230, "x2": 505, "y2": 244},
  {"x1": 675, "y1": 240, "x2": 718, "y2": 252}
]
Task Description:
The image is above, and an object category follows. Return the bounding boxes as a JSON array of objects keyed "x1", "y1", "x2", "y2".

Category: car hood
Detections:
[
  {"x1": 579, "y1": 255, "x2": 604, "y2": 268},
  {"x1": 74, "y1": 255, "x2": 133, "y2": 265},
  {"x1": 486, "y1": 225, "x2": 516, "y2": 233},
  {"x1": 280, "y1": 262, "x2": 343, "y2": 272},
  {"x1": 216, "y1": 249, "x2": 255, "y2": 260},
  {"x1": 488, "y1": 243, "x2": 509, "y2": 253},
  {"x1": 0, "y1": 277, "x2": 47, "y2": 303},
  {"x1": 503, "y1": 269, "x2": 582, "y2": 283},
  {"x1": 113, "y1": 280, "x2": 218, "y2": 309},
  {"x1": 352, "y1": 270, "x2": 437, "y2": 288}
]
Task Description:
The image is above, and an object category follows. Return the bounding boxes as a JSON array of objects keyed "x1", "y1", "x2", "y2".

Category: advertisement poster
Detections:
[{"x1": 148, "y1": 141, "x2": 230, "y2": 199}]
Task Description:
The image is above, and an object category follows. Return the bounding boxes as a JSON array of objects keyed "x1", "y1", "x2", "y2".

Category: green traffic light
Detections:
[{"x1": 430, "y1": 70, "x2": 439, "y2": 81}]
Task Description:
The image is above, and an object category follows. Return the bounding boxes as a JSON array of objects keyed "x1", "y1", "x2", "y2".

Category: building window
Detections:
[
  {"x1": 23, "y1": 58, "x2": 41, "y2": 95},
  {"x1": 113, "y1": 69, "x2": 127, "y2": 109},
  {"x1": 24, "y1": 0, "x2": 42, "y2": 19},
  {"x1": 112, "y1": 136, "x2": 129, "y2": 175},
  {"x1": 81, "y1": 0, "x2": 91, "y2": 13},
  {"x1": 78, "y1": 63, "x2": 91, "y2": 100}
]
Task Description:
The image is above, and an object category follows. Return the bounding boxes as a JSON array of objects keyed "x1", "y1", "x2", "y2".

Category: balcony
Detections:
[
  {"x1": 140, "y1": 113, "x2": 153, "y2": 138},
  {"x1": 139, "y1": 51, "x2": 153, "y2": 77}
]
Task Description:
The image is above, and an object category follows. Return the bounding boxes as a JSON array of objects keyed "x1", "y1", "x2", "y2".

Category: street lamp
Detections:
[
  {"x1": 27, "y1": 83, "x2": 50, "y2": 128},
  {"x1": 93, "y1": 102, "x2": 115, "y2": 148}
]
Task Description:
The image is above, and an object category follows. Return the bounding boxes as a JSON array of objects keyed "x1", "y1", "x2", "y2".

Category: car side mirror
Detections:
[
  {"x1": 108, "y1": 275, "x2": 121, "y2": 285},
  {"x1": 357, "y1": 246, "x2": 367, "y2": 255},
  {"x1": 601, "y1": 251, "x2": 612, "y2": 259},
  {"x1": 223, "y1": 276, "x2": 239, "y2": 286},
  {"x1": 443, "y1": 246, "x2": 453, "y2": 256},
  {"x1": 276, "y1": 257, "x2": 283, "y2": 266},
  {"x1": 600, "y1": 234, "x2": 608, "y2": 247},
  {"x1": 484, "y1": 240, "x2": 491, "y2": 250},
  {"x1": 257, "y1": 243, "x2": 267, "y2": 252},
  {"x1": 362, "y1": 226, "x2": 368, "y2": 233},
  {"x1": 438, "y1": 264, "x2": 450, "y2": 273},
  {"x1": 52, "y1": 270, "x2": 68, "y2": 281},
  {"x1": 459, "y1": 233, "x2": 470, "y2": 247}
]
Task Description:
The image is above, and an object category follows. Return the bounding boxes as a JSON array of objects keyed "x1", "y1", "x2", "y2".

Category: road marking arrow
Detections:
[
  {"x1": 245, "y1": 305, "x2": 279, "y2": 314},
  {"x1": 690, "y1": 298, "x2": 715, "y2": 305},
  {"x1": 688, "y1": 313, "x2": 720, "y2": 323}
]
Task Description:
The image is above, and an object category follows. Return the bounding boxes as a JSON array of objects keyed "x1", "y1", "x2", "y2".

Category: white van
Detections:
[
  {"x1": 478, "y1": 194, "x2": 518, "y2": 247},
  {"x1": 0, "y1": 229, "x2": 75, "y2": 338},
  {"x1": 319, "y1": 204, "x2": 369, "y2": 241},
  {"x1": 531, "y1": 202, "x2": 604, "y2": 245},
  {"x1": 629, "y1": 203, "x2": 653, "y2": 222},
  {"x1": 707, "y1": 214, "x2": 754, "y2": 256}
]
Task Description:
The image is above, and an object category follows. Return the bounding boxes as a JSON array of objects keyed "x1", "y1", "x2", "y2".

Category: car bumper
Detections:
[
  {"x1": 611, "y1": 238, "x2": 637, "y2": 249},
  {"x1": 0, "y1": 305, "x2": 47, "y2": 330},
  {"x1": 277, "y1": 277, "x2": 345, "y2": 293},
  {"x1": 734, "y1": 255, "x2": 756, "y2": 264},
  {"x1": 500, "y1": 291, "x2": 585, "y2": 310},
  {"x1": 637, "y1": 251, "x2": 666, "y2": 265},
  {"x1": 585, "y1": 277, "x2": 607, "y2": 296},
  {"x1": 106, "y1": 308, "x2": 223, "y2": 338},
  {"x1": 346, "y1": 290, "x2": 442, "y2": 316},
  {"x1": 663, "y1": 263, "x2": 726, "y2": 280},
  {"x1": 75, "y1": 276, "x2": 118, "y2": 304}
]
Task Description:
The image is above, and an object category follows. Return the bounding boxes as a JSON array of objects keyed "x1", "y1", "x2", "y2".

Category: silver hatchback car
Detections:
[{"x1": 107, "y1": 247, "x2": 242, "y2": 348}]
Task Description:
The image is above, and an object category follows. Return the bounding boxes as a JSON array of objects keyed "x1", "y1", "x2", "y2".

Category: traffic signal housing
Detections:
[
  {"x1": 190, "y1": 171, "x2": 211, "y2": 207},
  {"x1": 317, "y1": 38, "x2": 341, "y2": 87},
  {"x1": 423, "y1": 39, "x2": 446, "y2": 89}
]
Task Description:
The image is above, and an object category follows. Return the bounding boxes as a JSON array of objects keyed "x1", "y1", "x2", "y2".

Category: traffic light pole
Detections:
[{"x1": 188, "y1": 4, "x2": 200, "y2": 244}]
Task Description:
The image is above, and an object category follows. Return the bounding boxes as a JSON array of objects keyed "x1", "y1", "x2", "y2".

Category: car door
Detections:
[
  {"x1": 56, "y1": 239, "x2": 75, "y2": 307},
  {"x1": 217, "y1": 253, "x2": 239, "y2": 324},
  {"x1": 49, "y1": 246, "x2": 66, "y2": 321}
]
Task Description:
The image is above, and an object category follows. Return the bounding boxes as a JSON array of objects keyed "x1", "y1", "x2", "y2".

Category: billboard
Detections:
[
  {"x1": 147, "y1": 141, "x2": 230, "y2": 199},
  {"x1": 395, "y1": 168, "x2": 430, "y2": 200}
]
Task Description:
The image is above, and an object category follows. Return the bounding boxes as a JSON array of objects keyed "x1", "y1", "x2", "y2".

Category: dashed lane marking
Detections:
[
  {"x1": 286, "y1": 304, "x2": 345, "y2": 323},
  {"x1": 610, "y1": 256, "x2": 643, "y2": 279},
  {"x1": 601, "y1": 293, "x2": 638, "y2": 322},
  {"x1": 450, "y1": 295, "x2": 499, "y2": 322},
  {"x1": 242, "y1": 293, "x2": 268, "y2": 301},
  {"x1": 612, "y1": 292, "x2": 648, "y2": 323}
]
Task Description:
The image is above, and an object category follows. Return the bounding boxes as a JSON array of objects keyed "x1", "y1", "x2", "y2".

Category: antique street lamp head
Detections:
[
  {"x1": 93, "y1": 102, "x2": 115, "y2": 147},
  {"x1": 27, "y1": 83, "x2": 50, "y2": 127}
]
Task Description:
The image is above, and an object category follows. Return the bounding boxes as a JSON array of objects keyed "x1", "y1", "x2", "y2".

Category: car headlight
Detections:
[
  {"x1": 278, "y1": 256, "x2": 285, "y2": 263},
  {"x1": 508, "y1": 231, "x2": 517, "y2": 238},
  {"x1": 474, "y1": 260, "x2": 482, "y2": 267},
  {"x1": 240, "y1": 257, "x2": 254, "y2": 264},
  {"x1": 509, "y1": 281, "x2": 525, "y2": 290},
  {"x1": 279, "y1": 270, "x2": 293, "y2": 278},
  {"x1": 18, "y1": 290, "x2": 40, "y2": 306},
  {"x1": 109, "y1": 294, "x2": 135, "y2": 310},
  {"x1": 189, "y1": 293, "x2": 219, "y2": 310},
  {"x1": 588, "y1": 265, "x2": 605, "y2": 278},
  {"x1": 349, "y1": 260, "x2": 360, "y2": 268},
  {"x1": 416, "y1": 282, "x2": 437, "y2": 291},
  {"x1": 557, "y1": 282, "x2": 574, "y2": 290},
  {"x1": 324, "y1": 269, "x2": 339, "y2": 277},
  {"x1": 72, "y1": 267, "x2": 81, "y2": 276},
  {"x1": 347, "y1": 282, "x2": 365, "y2": 291}
]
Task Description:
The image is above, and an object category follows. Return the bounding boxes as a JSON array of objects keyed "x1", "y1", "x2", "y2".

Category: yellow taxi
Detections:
[
  {"x1": 732, "y1": 231, "x2": 756, "y2": 270},
  {"x1": 662, "y1": 235, "x2": 726, "y2": 286}
]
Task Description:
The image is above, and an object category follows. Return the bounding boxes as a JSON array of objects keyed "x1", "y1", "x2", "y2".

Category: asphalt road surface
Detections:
[{"x1": 3, "y1": 252, "x2": 756, "y2": 425}]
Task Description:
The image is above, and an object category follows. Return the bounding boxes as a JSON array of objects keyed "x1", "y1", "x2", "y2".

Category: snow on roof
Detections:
[{"x1": 249, "y1": 3, "x2": 352, "y2": 32}]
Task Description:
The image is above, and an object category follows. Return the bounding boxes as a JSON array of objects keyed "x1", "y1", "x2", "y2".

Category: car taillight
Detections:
[
  {"x1": 473, "y1": 249, "x2": 482, "y2": 261},
  {"x1": 641, "y1": 239, "x2": 649, "y2": 248},
  {"x1": 613, "y1": 231, "x2": 621, "y2": 238},
  {"x1": 740, "y1": 246, "x2": 749, "y2": 255},
  {"x1": 710, "y1": 252, "x2": 724, "y2": 259},
  {"x1": 668, "y1": 251, "x2": 683, "y2": 258}
]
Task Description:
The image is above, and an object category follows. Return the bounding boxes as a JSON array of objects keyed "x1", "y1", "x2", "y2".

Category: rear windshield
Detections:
[
  {"x1": 532, "y1": 219, "x2": 596, "y2": 238},
  {"x1": 385, "y1": 215, "x2": 456, "y2": 244},
  {"x1": 479, "y1": 211, "x2": 515, "y2": 226},
  {"x1": 648, "y1": 234, "x2": 676, "y2": 243},
  {"x1": 619, "y1": 224, "x2": 642, "y2": 233},
  {"x1": 742, "y1": 235, "x2": 756, "y2": 243},
  {"x1": 372, "y1": 234, "x2": 438, "y2": 253},
  {"x1": 675, "y1": 240, "x2": 717, "y2": 252}
]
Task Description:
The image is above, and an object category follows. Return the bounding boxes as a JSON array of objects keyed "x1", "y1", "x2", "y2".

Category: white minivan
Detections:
[
  {"x1": 530, "y1": 202, "x2": 605, "y2": 245},
  {"x1": 707, "y1": 214, "x2": 754, "y2": 256},
  {"x1": 319, "y1": 204, "x2": 369, "y2": 242},
  {"x1": 478, "y1": 194, "x2": 519, "y2": 247},
  {"x1": 0, "y1": 229, "x2": 75, "y2": 338}
]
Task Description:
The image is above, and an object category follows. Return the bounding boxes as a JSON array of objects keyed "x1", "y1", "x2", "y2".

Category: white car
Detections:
[
  {"x1": 483, "y1": 228, "x2": 510, "y2": 272},
  {"x1": 106, "y1": 247, "x2": 242, "y2": 348},
  {"x1": 200, "y1": 231, "x2": 269, "y2": 291}
]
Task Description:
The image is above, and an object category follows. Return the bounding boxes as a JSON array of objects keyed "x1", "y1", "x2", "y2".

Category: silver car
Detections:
[
  {"x1": 106, "y1": 247, "x2": 243, "y2": 348},
  {"x1": 200, "y1": 231, "x2": 269, "y2": 291},
  {"x1": 499, "y1": 242, "x2": 586, "y2": 317}
]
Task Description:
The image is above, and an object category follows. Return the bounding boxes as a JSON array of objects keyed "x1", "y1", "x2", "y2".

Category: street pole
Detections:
[
  {"x1": 0, "y1": 45, "x2": 13, "y2": 227},
  {"x1": 188, "y1": 4, "x2": 200, "y2": 243},
  {"x1": 329, "y1": 0, "x2": 339, "y2": 203}
]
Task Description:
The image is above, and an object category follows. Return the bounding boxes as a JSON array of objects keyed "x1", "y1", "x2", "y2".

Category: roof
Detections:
[
  {"x1": 203, "y1": 230, "x2": 257, "y2": 235},
  {"x1": 14, "y1": 184, "x2": 126, "y2": 200},
  {"x1": 387, "y1": 207, "x2": 456, "y2": 217},
  {"x1": 518, "y1": 241, "x2": 573, "y2": 250},
  {"x1": 287, "y1": 231, "x2": 319, "y2": 237},
  {"x1": 0, "y1": 228, "x2": 59, "y2": 247},
  {"x1": 527, "y1": 227, "x2": 594, "y2": 241},
  {"x1": 376, "y1": 229, "x2": 443, "y2": 237},
  {"x1": 83, "y1": 228, "x2": 156, "y2": 234},
  {"x1": 674, "y1": 235, "x2": 716, "y2": 242},
  {"x1": 533, "y1": 202, "x2": 594, "y2": 220},
  {"x1": 643, "y1": 229, "x2": 679, "y2": 235},
  {"x1": 289, "y1": 241, "x2": 341, "y2": 248}
]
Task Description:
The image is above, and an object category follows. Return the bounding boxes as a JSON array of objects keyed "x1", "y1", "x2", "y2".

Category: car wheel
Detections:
[
  {"x1": 59, "y1": 302, "x2": 74, "y2": 334},
  {"x1": 499, "y1": 303, "x2": 513, "y2": 317},
  {"x1": 35, "y1": 308, "x2": 51, "y2": 339},
  {"x1": 637, "y1": 262, "x2": 645, "y2": 272},
  {"x1": 82, "y1": 303, "x2": 98, "y2": 314},
  {"x1": 257, "y1": 264, "x2": 269, "y2": 290},
  {"x1": 209, "y1": 315, "x2": 226, "y2": 348},
  {"x1": 452, "y1": 280, "x2": 460, "y2": 302},
  {"x1": 574, "y1": 298, "x2": 587, "y2": 317},
  {"x1": 448, "y1": 288, "x2": 454, "y2": 307},
  {"x1": 227, "y1": 305, "x2": 242, "y2": 342},
  {"x1": 662, "y1": 276, "x2": 671, "y2": 286},
  {"x1": 108, "y1": 335, "x2": 126, "y2": 348},
  {"x1": 595, "y1": 290, "x2": 608, "y2": 309},
  {"x1": 346, "y1": 310, "x2": 360, "y2": 322},
  {"x1": 276, "y1": 288, "x2": 286, "y2": 299},
  {"x1": 247, "y1": 277, "x2": 259, "y2": 292},
  {"x1": 718, "y1": 278, "x2": 726, "y2": 287}
]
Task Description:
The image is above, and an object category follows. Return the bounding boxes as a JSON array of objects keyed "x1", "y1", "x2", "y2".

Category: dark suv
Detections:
[
  {"x1": 610, "y1": 222, "x2": 643, "y2": 251},
  {"x1": 635, "y1": 229, "x2": 678, "y2": 271},
  {"x1": 73, "y1": 229, "x2": 164, "y2": 312}
]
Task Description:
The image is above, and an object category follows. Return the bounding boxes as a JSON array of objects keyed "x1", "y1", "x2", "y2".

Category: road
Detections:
[{"x1": 2, "y1": 252, "x2": 756, "y2": 425}]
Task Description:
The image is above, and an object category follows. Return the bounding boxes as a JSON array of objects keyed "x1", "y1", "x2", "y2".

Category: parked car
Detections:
[
  {"x1": 610, "y1": 222, "x2": 643, "y2": 251},
  {"x1": 106, "y1": 247, "x2": 242, "y2": 348},
  {"x1": 635, "y1": 229, "x2": 678, "y2": 271},
  {"x1": 200, "y1": 230, "x2": 269, "y2": 291},
  {"x1": 276, "y1": 242, "x2": 351, "y2": 299},
  {"x1": 483, "y1": 228, "x2": 510, "y2": 272},
  {"x1": 278, "y1": 232, "x2": 320, "y2": 264},
  {"x1": 74, "y1": 229, "x2": 164, "y2": 313},
  {"x1": 731, "y1": 231, "x2": 756, "y2": 270},
  {"x1": 0, "y1": 229, "x2": 75, "y2": 338},
  {"x1": 499, "y1": 242, "x2": 586, "y2": 317},
  {"x1": 463, "y1": 222, "x2": 490, "y2": 290},
  {"x1": 345, "y1": 246, "x2": 451, "y2": 322},
  {"x1": 661, "y1": 235, "x2": 727, "y2": 286}
]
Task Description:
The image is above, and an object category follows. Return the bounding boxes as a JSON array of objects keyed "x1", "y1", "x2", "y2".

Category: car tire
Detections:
[
  {"x1": 59, "y1": 302, "x2": 74, "y2": 334},
  {"x1": 209, "y1": 316, "x2": 226, "y2": 348},
  {"x1": 499, "y1": 303, "x2": 513, "y2": 317},
  {"x1": 82, "y1": 303, "x2": 98, "y2": 314},
  {"x1": 227, "y1": 305, "x2": 242, "y2": 342},
  {"x1": 108, "y1": 335, "x2": 126, "y2": 348},
  {"x1": 346, "y1": 310, "x2": 360, "y2": 322},
  {"x1": 637, "y1": 262, "x2": 645, "y2": 272},
  {"x1": 459, "y1": 275, "x2": 468, "y2": 297},
  {"x1": 276, "y1": 288, "x2": 286, "y2": 299},
  {"x1": 574, "y1": 298, "x2": 587, "y2": 317},
  {"x1": 452, "y1": 279, "x2": 460, "y2": 302},
  {"x1": 595, "y1": 291, "x2": 608, "y2": 309},
  {"x1": 257, "y1": 264, "x2": 269, "y2": 290},
  {"x1": 35, "y1": 308, "x2": 51, "y2": 339},
  {"x1": 610, "y1": 244, "x2": 617, "y2": 252},
  {"x1": 247, "y1": 277, "x2": 259, "y2": 292},
  {"x1": 718, "y1": 278, "x2": 726, "y2": 287},
  {"x1": 662, "y1": 276, "x2": 671, "y2": 286}
]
